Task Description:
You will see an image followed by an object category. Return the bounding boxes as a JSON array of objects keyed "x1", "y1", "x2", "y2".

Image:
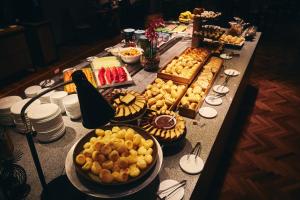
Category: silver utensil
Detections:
[
  {"x1": 187, "y1": 142, "x2": 202, "y2": 161},
  {"x1": 157, "y1": 180, "x2": 187, "y2": 200}
]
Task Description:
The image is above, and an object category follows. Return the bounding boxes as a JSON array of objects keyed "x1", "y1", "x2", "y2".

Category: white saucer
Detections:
[
  {"x1": 220, "y1": 53, "x2": 232, "y2": 60},
  {"x1": 213, "y1": 85, "x2": 229, "y2": 94},
  {"x1": 158, "y1": 179, "x2": 185, "y2": 200},
  {"x1": 205, "y1": 95, "x2": 223, "y2": 106},
  {"x1": 25, "y1": 85, "x2": 42, "y2": 98},
  {"x1": 224, "y1": 69, "x2": 240, "y2": 76},
  {"x1": 179, "y1": 154, "x2": 204, "y2": 174},
  {"x1": 199, "y1": 107, "x2": 217, "y2": 118}
]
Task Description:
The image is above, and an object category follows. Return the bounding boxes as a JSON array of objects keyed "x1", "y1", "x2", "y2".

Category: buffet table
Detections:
[{"x1": 8, "y1": 33, "x2": 261, "y2": 200}]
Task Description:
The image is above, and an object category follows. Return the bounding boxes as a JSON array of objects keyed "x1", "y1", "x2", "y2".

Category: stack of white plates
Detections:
[
  {"x1": 27, "y1": 103, "x2": 65, "y2": 143},
  {"x1": 50, "y1": 91, "x2": 68, "y2": 114},
  {"x1": 25, "y1": 85, "x2": 42, "y2": 98},
  {"x1": 63, "y1": 94, "x2": 81, "y2": 120},
  {"x1": 38, "y1": 88, "x2": 56, "y2": 104},
  {"x1": 10, "y1": 98, "x2": 41, "y2": 133},
  {"x1": 0, "y1": 96, "x2": 23, "y2": 126}
]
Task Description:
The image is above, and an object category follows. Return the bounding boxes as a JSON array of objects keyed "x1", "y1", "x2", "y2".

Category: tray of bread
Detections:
[
  {"x1": 73, "y1": 124, "x2": 158, "y2": 186},
  {"x1": 140, "y1": 110, "x2": 186, "y2": 144},
  {"x1": 143, "y1": 78, "x2": 187, "y2": 112},
  {"x1": 178, "y1": 57, "x2": 223, "y2": 118},
  {"x1": 63, "y1": 67, "x2": 97, "y2": 94},
  {"x1": 109, "y1": 89, "x2": 147, "y2": 123},
  {"x1": 158, "y1": 47, "x2": 210, "y2": 84},
  {"x1": 219, "y1": 34, "x2": 245, "y2": 48}
]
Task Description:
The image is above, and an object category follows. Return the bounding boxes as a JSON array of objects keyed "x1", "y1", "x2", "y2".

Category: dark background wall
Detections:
[{"x1": 1, "y1": 0, "x2": 300, "y2": 44}]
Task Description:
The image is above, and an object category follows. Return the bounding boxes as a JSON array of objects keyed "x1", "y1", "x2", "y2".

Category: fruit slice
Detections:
[
  {"x1": 117, "y1": 67, "x2": 127, "y2": 82},
  {"x1": 135, "y1": 101, "x2": 145, "y2": 108},
  {"x1": 105, "y1": 68, "x2": 114, "y2": 84},
  {"x1": 111, "y1": 67, "x2": 120, "y2": 83},
  {"x1": 114, "y1": 98, "x2": 121, "y2": 105},
  {"x1": 155, "y1": 129, "x2": 161, "y2": 136},
  {"x1": 124, "y1": 107, "x2": 130, "y2": 116},
  {"x1": 150, "y1": 128, "x2": 157, "y2": 135},
  {"x1": 160, "y1": 130, "x2": 166, "y2": 138},
  {"x1": 121, "y1": 93, "x2": 136, "y2": 105},
  {"x1": 98, "y1": 67, "x2": 106, "y2": 86},
  {"x1": 165, "y1": 130, "x2": 171, "y2": 139},
  {"x1": 132, "y1": 104, "x2": 141, "y2": 112},
  {"x1": 116, "y1": 107, "x2": 124, "y2": 117},
  {"x1": 142, "y1": 124, "x2": 151, "y2": 129},
  {"x1": 128, "y1": 105, "x2": 137, "y2": 115}
]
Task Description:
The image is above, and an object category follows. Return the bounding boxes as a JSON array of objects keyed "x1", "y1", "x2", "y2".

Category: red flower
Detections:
[{"x1": 145, "y1": 18, "x2": 165, "y2": 42}]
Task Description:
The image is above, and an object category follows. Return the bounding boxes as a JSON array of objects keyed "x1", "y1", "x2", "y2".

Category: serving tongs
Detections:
[
  {"x1": 188, "y1": 142, "x2": 202, "y2": 161},
  {"x1": 157, "y1": 180, "x2": 187, "y2": 200}
]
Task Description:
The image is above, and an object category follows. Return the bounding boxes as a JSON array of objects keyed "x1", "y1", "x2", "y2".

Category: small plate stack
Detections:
[
  {"x1": 10, "y1": 98, "x2": 41, "y2": 133},
  {"x1": 27, "y1": 103, "x2": 65, "y2": 143},
  {"x1": 25, "y1": 85, "x2": 42, "y2": 98},
  {"x1": 38, "y1": 88, "x2": 56, "y2": 103},
  {"x1": 63, "y1": 94, "x2": 81, "y2": 120},
  {"x1": 0, "y1": 96, "x2": 23, "y2": 126},
  {"x1": 50, "y1": 91, "x2": 68, "y2": 113}
]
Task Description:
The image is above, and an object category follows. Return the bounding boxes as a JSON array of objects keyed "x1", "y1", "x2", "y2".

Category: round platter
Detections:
[
  {"x1": 110, "y1": 106, "x2": 147, "y2": 124},
  {"x1": 72, "y1": 124, "x2": 158, "y2": 186},
  {"x1": 65, "y1": 133, "x2": 163, "y2": 199}
]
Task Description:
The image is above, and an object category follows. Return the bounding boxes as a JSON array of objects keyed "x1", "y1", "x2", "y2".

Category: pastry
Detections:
[
  {"x1": 161, "y1": 47, "x2": 209, "y2": 79},
  {"x1": 144, "y1": 78, "x2": 186, "y2": 112},
  {"x1": 179, "y1": 57, "x2": 222, "y2": 110}
]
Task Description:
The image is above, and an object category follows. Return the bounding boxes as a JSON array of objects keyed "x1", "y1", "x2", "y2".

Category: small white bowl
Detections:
[{"x1": 119, "y1": 47, "x2": 143, "y2": 64}]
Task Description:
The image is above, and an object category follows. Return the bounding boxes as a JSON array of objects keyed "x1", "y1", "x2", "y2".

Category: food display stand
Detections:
[{"x1": 6, "y1": 31, "x2": 261, "y2": 199}]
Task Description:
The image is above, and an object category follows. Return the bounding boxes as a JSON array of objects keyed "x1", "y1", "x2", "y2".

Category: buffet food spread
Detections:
[{"x1": 2, "y1": 6, "x2": 260, "y2": 200}]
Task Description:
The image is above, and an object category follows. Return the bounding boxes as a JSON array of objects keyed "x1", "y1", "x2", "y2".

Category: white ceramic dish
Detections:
[
  {"x1": 119, "y1": 47, "x2": 143, "y2": 64},
  {"x1": 158, "y1": 179, "x2": 185, "y2": 200},
  {"x1": 199, "y1": 107, "x2": 217, "y2": 118},
  {"x1": 25, "y1": 85, "x2": 42, "y2": 98}
]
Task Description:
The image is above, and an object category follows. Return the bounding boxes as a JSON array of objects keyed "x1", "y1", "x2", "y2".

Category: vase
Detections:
[
  {"x1": 140, "y1": 39, "x2": 160, "y2": 72},
  {"x1": 140, "y1": 52, "x2": 160, "y2": 72}
]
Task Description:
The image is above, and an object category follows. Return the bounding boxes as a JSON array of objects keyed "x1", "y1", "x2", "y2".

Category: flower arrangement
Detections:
[{"x1": 144, "y1": 17, "x2": 165, "y2": 59}]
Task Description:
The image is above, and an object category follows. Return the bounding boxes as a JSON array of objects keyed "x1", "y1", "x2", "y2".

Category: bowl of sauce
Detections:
[{"x1": 154, "y1": 115, "x2": 176, "y2": 130}]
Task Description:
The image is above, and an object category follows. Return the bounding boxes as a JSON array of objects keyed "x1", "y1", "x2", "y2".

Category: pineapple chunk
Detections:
[
  {"x1": 114, "y1": 98, "x2": 121, "y2": 105},
  {"x1": 116, "y1": 107, "x2": 124, "y2": 117},
  {"x1": 121, "y1": 93, "x2": 136, "y2": 105},
  {"x1": 128, "y1": 105, "x2": 137, "y2": 115},
  {"x1": 135, "y1": 101, "x2": 145, "y2": 108},
  {"x1": 132, "y1": 104, "x2": 141, "y2": 112},
  {"x1": 124, "y1": 107, "x2": 130, "y2": 116}
]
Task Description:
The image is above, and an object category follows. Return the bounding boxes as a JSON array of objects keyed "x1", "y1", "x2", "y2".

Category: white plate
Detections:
[
  {"x1": 213, "y1": 85, "x2": 229, "y2": 94},
  {"x1": 25, "y1": 85, "x2": 42, "y2": 98},
  {"x1": 179, "y1": 154, "x2": 204, "y2": 174},
  {"x1": 205, "y1": 95, "x2": 223, "y2": 106},
  {"x1": 199, "y1": 107, "x2": 217, "y2": 118},
  {"x1": 158, "y1": 179, "x2": 185, "y2": 200},
  {"x1": 224, "y1": 69, "x2": 240, "y2": 76},
  {"x1": 0, "y1": 96, "x2": 22, "y2": 110},
  {"x1": 220, "y1": 53, "x2": 232, "y2": 60},
  {"x1": 27, "y1": 103, "x2": 59, "y2": 121},
  {"x1": 10, "y1": 98, "x2": 41, "y2": 115}
]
